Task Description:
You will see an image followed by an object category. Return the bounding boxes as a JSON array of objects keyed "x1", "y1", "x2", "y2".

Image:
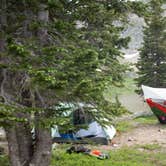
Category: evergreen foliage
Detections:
[
  {"x1": 0, "y1": 1, "x2": 144, "y2": 165},
  {"x1": 136, "y1": 0, "x2": 166, "y2": 91},
  {"x1": 0, "y1": 0, "x2": 131, "y2": 127}
]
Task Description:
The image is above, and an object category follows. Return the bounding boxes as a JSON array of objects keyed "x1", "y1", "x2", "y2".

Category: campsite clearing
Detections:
[
  {"x1": 112, "y1": 116, "x2": 166, "y2": 149},
  {"x1": 84, "y1": 115, "x2": 166, "y2": 151},
  {"x1": 50, "y1": 116, "x2": 166, "y2": 166},
  {"x1": 50, "y1": 115, "x2": 166, "y2": 166},
  {"x1": 1, "y1": 115, "x2": 166, "y2": 166}
]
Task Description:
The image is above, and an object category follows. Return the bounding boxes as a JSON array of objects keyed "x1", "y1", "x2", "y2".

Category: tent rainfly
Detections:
[
  {"x1": 142, "y1": 85, "x2": 166, "y2": 124},
  {"x1": 51, "y1": 107, "x2": 116, "y2": 145}
]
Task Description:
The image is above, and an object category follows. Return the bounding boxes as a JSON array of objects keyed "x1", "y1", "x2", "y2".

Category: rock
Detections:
[
  {"x1": 112, "y1": 144, "x2": 119, "y2": 147},
  {"x1": 128, "y1": 137, "x2": 133, "y2": 141}
]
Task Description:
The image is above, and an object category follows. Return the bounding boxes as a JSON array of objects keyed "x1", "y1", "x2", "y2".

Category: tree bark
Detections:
[
  {"x1": 15, "y1": 115, "x2": 33, "y2": 166},
  {"x1": 5, "y1": 127, "x2": 22, "y2": 166},
  {"x1": 5, "y1": 113, "x2": 33, "y2": 166},
  {"x1": 30, "y1": 126, "x2": 52, "y2": 166},
  {"x1": 5, "y1": 115, "x2": 52, "y2": 166}
]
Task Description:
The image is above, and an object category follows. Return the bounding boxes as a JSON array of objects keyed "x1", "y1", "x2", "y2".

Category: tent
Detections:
[
  {"x1": 142, "y1": 85, "x2": 166, "y2": 124},
  {"x1": 52, "y1": 107, "x2": 116, "y2": 145}
]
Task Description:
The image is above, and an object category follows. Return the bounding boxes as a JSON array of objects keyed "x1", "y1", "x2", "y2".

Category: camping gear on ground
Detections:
[
  {"x1": 89, "y1": 150, "x2": 110, "y2": 159},
  {"x1": 66, "y1": 145, "x2": 90, "y2": 154},
  {"x1": 142, "y1": 85, "x2": 166, "y2": 124},
  {"x1": 66, "y1": 145, "x2": 109, "y2": 159}
]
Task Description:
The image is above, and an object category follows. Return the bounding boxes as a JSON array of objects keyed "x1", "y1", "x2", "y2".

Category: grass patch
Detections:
[
  {"x1": 114, "y1": 115, "x2": 158, "y2": 133},
  {"x1": 137, "y1": 144, "x2": 162, "y2": 151},
  {"x1": 1, "y1": 145, "x2": 166, "y2": 166},
  {"x1": 51, "y1": 146, "x2": 166, "y2": 166},
  {"x1": 134, "y1": 115, "x2": 157, "y2": 125},
  {"x1": 114, "y1": 121, "x2": 134, "y2": 133}
]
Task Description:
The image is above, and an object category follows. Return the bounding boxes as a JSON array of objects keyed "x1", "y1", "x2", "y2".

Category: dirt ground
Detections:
[
  {"x1": 96, "y1": 122, "x2": 166, "y2": 152},
  {"x1": 112, "y1": 123, "x2": 166, "y2": 148}
]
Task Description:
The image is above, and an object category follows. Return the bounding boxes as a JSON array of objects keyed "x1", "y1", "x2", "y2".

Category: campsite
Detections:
[
  {"x1": 50, "y1": 116, "x2": 166, "y2": 166},
  {"x1": 0, "y1": 0, "x2": 166, "y2": 166},
  {"x1": 1, "y1": 83, "x2": 166, "y2": 166},
  {"x1": 2, "y1": 113, "x2": 166, "y2": 166}
]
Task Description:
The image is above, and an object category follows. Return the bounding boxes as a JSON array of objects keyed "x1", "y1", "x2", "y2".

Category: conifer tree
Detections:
[
  {"x1": 136, "y1": 0, "x2": 166, "y2": 89},
  {"x1": 0, "y1": 1, "x2": 142, "y2": 165}
]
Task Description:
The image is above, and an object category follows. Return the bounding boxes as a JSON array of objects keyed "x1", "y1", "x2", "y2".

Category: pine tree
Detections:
[
  {"x1": 136, "y1": 0, "x2": 166, "y2": 90},
  {"x1": 0, "y1": 0, "x2": 140, "y2": 165}
]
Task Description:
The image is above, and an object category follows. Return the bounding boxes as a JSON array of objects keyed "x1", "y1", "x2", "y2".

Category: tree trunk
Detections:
[
  {"x1": 5, "y1": 113, "x2": 33, "y2": 166},
  {"x1": 30, "y1": 127, "x2": 52, "y2": 166},
  {"x1": 15, "y1": 116, "x2": 33, "y2": 166},
  {"x1": 5, "y1": 127, "x2": 22, "y2": 166},
  {"x1": 5, "y1": 121, "x2": 52, "y2": 166},
  {"x1": 3, "y1": 3, "x2": 53, "y2": 166},
  {"x1": 28, "y1": 4, "x2": 52, "y2": 165}
]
